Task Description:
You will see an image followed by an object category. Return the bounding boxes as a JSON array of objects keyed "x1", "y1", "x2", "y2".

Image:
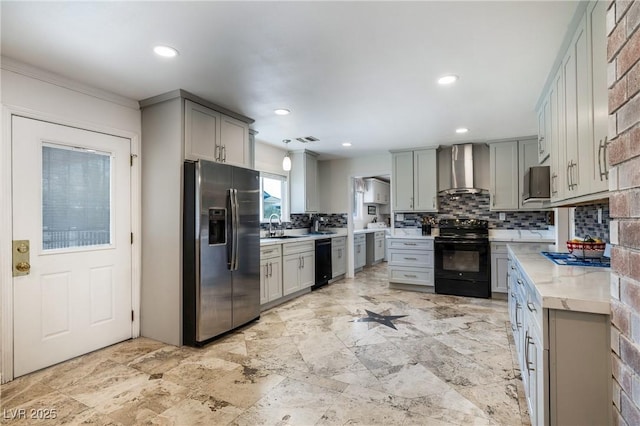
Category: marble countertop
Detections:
[
  {"x1": 354, "y1": 228, "x2": 389, "y2": 235},
  {"x1": 260, "y1": 229, "x2": 347, "y2": 246},
  {"x1": 508, "y1": 244, "x2": 610, "y2": 315},
  {"x1": 489, "y1": 229, "x2": 555, "y2": 243},
  {"x1": 387, "y1": 228, "x2": 437, "y2": 239}
]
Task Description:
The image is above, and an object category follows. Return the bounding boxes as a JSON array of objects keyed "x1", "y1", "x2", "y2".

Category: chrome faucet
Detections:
[{"x1": 268, "y1": 213, "x2": 281, "y2": 237}]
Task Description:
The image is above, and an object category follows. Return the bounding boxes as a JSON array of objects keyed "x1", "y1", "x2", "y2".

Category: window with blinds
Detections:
[{"x1": 42, "y1": 144, "x2": 112, "y2": 250}]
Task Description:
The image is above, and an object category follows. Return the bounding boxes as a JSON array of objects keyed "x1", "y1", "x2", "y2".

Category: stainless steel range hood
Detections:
[{"x1": 439, "y1": 144, "x2": 484, "y2": 195}]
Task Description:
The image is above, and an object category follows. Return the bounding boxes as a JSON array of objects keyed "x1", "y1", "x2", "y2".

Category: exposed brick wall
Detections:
[{"x1": 609, "y1": 1, "x2": 640, "y2": 424}]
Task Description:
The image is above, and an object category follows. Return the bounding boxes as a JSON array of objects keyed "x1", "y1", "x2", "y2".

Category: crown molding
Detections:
[{"x1": 1, "y1": 56, "x2": 139, "y2": 110}]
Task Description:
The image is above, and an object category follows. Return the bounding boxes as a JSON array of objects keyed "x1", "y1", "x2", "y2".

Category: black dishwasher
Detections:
[{"x1": 313, "y1": 239, "x2": 332, "y2": 290}]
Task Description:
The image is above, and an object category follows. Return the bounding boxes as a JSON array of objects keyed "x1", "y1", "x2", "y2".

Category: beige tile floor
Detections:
[{"x1": 1, "y1": 263, "x2": 530, "y2": 425}]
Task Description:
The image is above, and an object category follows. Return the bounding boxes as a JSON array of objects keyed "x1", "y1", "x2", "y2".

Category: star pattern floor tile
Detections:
[
  {"x1": 0, "y1": 263, "x2": 530, "y2": 425},
  {"x1": 352, "y1": 309, "x2": 408, "y2": 330}
]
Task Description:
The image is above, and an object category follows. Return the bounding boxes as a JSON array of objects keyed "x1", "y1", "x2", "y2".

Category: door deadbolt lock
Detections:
[{"x1": 12, "y1": 240, "x2": 30, "y2": 277}]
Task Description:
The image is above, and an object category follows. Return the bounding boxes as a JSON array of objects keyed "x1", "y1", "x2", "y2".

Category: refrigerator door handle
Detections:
[
  {"x1": 231, "y1": 188, "x2": 240, "y2": 271},
  {"x1": 227, "y1": 188, "x2": 233, "y2": 270}
]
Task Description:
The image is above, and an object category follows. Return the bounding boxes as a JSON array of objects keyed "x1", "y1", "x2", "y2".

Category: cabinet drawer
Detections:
[
  {"x1": 354, "y1": 234, "x2": 366, "y2": 243},
  {"x1": 388, "y1": 249, "x2": 433, "y2": 266},
  {"x1": 491, "y1": 242, "x2": 508, "y2": 254},
  {"x1": 260, "y1": 245, "x2": 282, "y2": 259},
  {"x1": 389, "y1": 266, "x2": 434, "y2": 286},
  {"x1": 332, "y1": 236, "x2": 346, "y2": 248},
  {"x1": 374, "y1": 231, "x2": 386, "y2": 239},
  {"x1": 387, "y1": 238, "x2": 433, "y2": 250},
  {"x1": 282, "y1": 240, "x2": 315, "y2": 255}
]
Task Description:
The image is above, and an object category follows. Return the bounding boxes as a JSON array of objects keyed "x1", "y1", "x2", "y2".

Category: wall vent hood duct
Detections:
[{"x1": 440, "y1": 144, "x2": 484, "y2": 195}]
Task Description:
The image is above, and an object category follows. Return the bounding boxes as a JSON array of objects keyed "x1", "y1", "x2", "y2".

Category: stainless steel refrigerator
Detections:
[{"x1": 183, "y1": 160, "x2": 260, "y2": 346}]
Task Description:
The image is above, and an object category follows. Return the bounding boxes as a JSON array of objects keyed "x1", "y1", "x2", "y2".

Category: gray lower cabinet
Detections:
[
  {"x1": 260, "y1": 245, "x2": 282, "y2": 305},
  {"x1": 366, "y1": 231, "x2": 386, "y2": 265},
  {"x1": 492, "y1": 242, "x2": 546, "y2": 293},
  {"x1": 354, "y1": 234, "x2": 366, "y2": 271},
  {"x1": 387, "y1": 238, "x2": 434, "y2": 286},
  {"x1": 282, "y1": 241, "x2": 315, "y2": 295},
  {"x1": 331, "y1": 236, "x2": 347, "y2": 278},
  {"x1": 508, "y1": 253, "x2": 610, "y2": 426}
]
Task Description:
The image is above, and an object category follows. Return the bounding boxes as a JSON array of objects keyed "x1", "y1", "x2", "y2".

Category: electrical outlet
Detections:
[
  {"x1": 597, "y1": 208, "x2": 602, "y2": 224},
  {"x1": 499, "y1": 212, "x2": 506, "y2": 221}
]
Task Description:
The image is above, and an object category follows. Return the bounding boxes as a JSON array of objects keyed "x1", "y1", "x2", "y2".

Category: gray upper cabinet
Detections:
[
  {"x1": 489, "y1": 141, "x2": 519, "y2": 210},
  {"x1": 185, "y1": 99, "x2": 221, "y2": 163},
  {"x1": 489, "y1": 139, "x2": 545, "y2": 211},
  {"x1": 537, "y1": 0, "x2": 608, "y2": 205},
  {"x1": 184, "y1": 98, "x2": 251, "y2": 169},
  {"x1": 392, "y1": 151, "x2": 414, "y2": 211},
  {"x1": 391, "y1": 147, "x2": 438, "y2": 212},
  {"x1": 537, "y1": 96, "x2": 551, "y2": 164},
  {"x1": 290, "y1": 150, "x2": 319, "y2": 213}
]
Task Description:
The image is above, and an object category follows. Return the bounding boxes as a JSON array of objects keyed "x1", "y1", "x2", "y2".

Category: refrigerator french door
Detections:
[{"x1": 183, "y1": 160, "x2": 260, "y2": 346}]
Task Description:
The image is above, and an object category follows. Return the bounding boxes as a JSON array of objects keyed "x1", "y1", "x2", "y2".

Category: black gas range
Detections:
[{"x1": 434, "y1": 219, "x2": 491, "y2": 298}]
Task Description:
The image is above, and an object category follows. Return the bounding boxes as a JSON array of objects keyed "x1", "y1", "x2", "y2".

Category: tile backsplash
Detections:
[
  {"x1": 394, "y1": 193, "x2": 550, "y2": 230},
  {"x1": 261, "y1": 213, "x2": 348, "y2": 230},
  {"x1": 574, "y1": 202, "x2": 610, "y2": 241}
]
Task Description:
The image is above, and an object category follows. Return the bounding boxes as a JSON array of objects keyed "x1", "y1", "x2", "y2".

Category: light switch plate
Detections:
[{"x1": 499, "y1": 212, "x2": 506, "y2": 221}]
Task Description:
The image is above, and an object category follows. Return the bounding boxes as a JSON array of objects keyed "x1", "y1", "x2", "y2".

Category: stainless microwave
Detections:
[{"x1": 523, "y1": 166, "x2": 550, "y2": 200}]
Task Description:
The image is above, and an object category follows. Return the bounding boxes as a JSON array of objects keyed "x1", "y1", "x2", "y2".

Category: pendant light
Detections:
[{"x1": 282, "y1": 139, "x2": 292, "y2": 171}]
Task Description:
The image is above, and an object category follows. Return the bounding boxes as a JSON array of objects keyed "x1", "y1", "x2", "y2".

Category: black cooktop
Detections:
[{"x1": 437, "y1": 219, "x2": 489, "y2": 240}]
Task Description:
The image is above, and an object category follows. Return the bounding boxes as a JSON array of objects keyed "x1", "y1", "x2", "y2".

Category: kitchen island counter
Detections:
[{"x1": 507, "y1": 244, "x2": 610, "y2": 315}]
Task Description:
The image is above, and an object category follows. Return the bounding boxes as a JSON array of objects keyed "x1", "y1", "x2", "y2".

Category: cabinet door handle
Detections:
[
  {"x1": 404, "y1": 257, "x2": 418, "y2": 260},
  {"x1": 527, "y1": 302, "x2": 536, "y2": 312},
  {"x1": 604, "y1": 137, "x2": 610, "y2": 179},
  {"x1": 269, "y1": 262, "x2": 273, "y2": 277},
  {"x1": 432, "y1": 197, "x2": 436, "y2": 208},
  {"x1": 566, "y1": 161, "x2": 572, "y2": 190},
  {"x1": 539, "y1": 136, "x2": 544, "y2": 154},
  {"x1": 264, "y1": 264, "x2": 269, "y2": 278},
  {"x1": 524, "y1": 331, "x2": 531, "y2": 373},
  {"x1": 597, "y1": 139, "x2": 604, "y2": 181},
  {"x1": 526, "y1": 334, "x2": 535, "y2": 373},
  {"x1": 403, "y1": 242, "x2": 417, "y2": 246},
  {"x1": 517, "y1": 279, "x2": 523, "y2": 286},
  {"x1": 221, "y1": 145, "x2": 226, "y2": 162},
  {"x1": 515, "y1": 302, "x2": 522, "y2": 329},
  {"x1": 404, "y1": 274, "x2": 417, "y2": 278},
  {"x1": 215, "y1": 145, "x2": 221, "y2": 161}
]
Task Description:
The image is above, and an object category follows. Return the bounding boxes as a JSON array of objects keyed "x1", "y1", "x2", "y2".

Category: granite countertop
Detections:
[
  {"x1": 489, "y1": 229, "x2": 555, "y2": 243},
  {"x1": 260, "y1": 229, "x2": 347, "y2": 246},
  {"x1": 507, "y1": 244, "x2": 610, "y2": 315}
]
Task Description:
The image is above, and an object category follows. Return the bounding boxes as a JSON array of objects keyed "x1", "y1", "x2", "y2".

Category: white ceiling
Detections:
[{"x1": 1, "y1": 1, "x2": 579, "y2": 160}]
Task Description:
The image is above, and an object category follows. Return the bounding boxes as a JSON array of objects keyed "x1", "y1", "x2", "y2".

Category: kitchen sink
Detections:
[{"x1": 309, "y1": 230, "x2": 336, "y2": 235}]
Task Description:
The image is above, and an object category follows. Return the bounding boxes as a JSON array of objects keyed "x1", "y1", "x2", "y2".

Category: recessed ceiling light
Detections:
[
  {"x1": 456, "y1": 127, "x2": 469, "y2": 134},
  {"x1": 274, "y1": 109, "x2": 290, "y2": 115},
  {"x1": 438, "y1": 75, "x2": 459, "y2": 85},
  {"x1": 153, "y1": 45, "x2": 179, "y2": 58},
  {"x1": 342, "y1": 142, "x2": 352, "y2": 147}
]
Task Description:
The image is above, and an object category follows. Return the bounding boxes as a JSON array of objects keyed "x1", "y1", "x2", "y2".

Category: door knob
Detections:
[
  {"x1": 15, "y1": 262, "x2": 30, "y2": 273},
  {"x1": 12, "y1": 239, "x2": 30, "y2": 276}
]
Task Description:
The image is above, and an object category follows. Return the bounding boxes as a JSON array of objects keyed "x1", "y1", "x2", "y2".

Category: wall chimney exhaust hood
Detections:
[{"x1": 439, "y1": 144, "x2": 484, "y2": 195}]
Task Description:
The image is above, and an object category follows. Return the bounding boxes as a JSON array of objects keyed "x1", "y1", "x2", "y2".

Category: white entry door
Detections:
[{"x1": 12, "y1": 116, "x2": 132, "y2": 378}]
